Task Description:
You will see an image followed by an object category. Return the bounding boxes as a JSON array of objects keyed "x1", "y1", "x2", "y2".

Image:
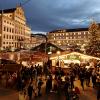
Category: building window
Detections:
[
  {"x1": 56, "y1": 34, "x2": 58, "y2": 36},
  {"x1": 12, "y1": 29, "x2": 14, "y2": 33},
  {"x1": 7, "y1": 21, "x2": 9, "y2": 24},
  {"x1": 6, "y1": 35, "x2": 8, "y2": 39},
  {"x1": 78, "y1": 32, "x2": 81, "y2": 35},
  {"x1": 3, "y1": 26, "x2": 6, "y2": 31},
  {"x1": 7, "y1": 27, "x2": 9, "y2": 32},
  {"x1": 3, "y1": 35, "x2": 5, "y2": 38},
  {"x1": 10, "y1": 28, "x2": 11, "y2": 32},
  {"x1": 9, "y1": 35, "x2": 11, "y2": 39},
  {"x1": 4, "y1": 20, "x2": 6, "y2": 23},
  {"x1": 66, "y1": 37, "x2": 68, "y2": 39},
  {"x1": 10, "y1": 15, "x2": 12, "y2": 17},
  {"x1": 66, "y1": 33, "x2": 68, "y2": 35}
]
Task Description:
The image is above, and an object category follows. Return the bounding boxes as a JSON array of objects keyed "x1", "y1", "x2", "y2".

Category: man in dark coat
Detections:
[
  {"x1": 96, "y1": 78, "x2": 100, "y2": 100},
  {"x1": 46, "y1": 77, "x2": 51, "y2": 94},
  {"x1": 28, "y1": 83, "x2": 34, "y2": 100},
  {"x1": 38, "y1": 78, "x2": 43, "y2": 96}
]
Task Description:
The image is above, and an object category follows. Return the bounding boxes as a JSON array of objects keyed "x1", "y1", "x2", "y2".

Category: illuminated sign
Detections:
[{"x1": 67, "y1": 54, "x2": 80, "y2": 60}]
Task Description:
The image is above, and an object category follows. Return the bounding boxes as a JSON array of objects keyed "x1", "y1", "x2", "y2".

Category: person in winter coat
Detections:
[
  {"x1": 96, "y1": 78, "x2": 100, "y2": 100},
  {"x1": 38, "y1": 78, "x2": 43, "y2": 96},
  {"x1": 92, "y1": 71, "x2": 97, "y2": 88},
  {"x1": 27, "y1": 83, "x2": 34, "y2": 100}
]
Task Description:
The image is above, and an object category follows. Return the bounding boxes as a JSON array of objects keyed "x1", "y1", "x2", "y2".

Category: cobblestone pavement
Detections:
[
  {"x1": 0, "y1": 88, "x2": 18, "y2": 100},
  {"x1": 0, "y1": 79, "x2": 97, "y2": 100}
]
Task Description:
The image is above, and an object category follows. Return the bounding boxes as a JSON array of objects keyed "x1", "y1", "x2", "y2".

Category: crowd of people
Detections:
[{"x1": 0, "y1": 62, "x2": 100, "y2": 100}]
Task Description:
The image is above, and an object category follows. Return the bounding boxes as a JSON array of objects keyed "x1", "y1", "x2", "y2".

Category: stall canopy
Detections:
[
  {"x1": 0, "y1": 59, "x2": 22, "y2": 72},
  {"x1": 50, "y1": 52, "x2": 100, "y2": 61}
]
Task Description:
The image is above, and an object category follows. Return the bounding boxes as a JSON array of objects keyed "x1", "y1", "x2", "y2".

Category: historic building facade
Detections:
[
  {"x1": 30, "y1": 33, "x2": 46, "y2": 48},
  {"x1": 47, "y1": 28, "x2": 91, "y2": 49},
  {"x1": 0, "y1": 6, "x2": 31, "y2": 50}
]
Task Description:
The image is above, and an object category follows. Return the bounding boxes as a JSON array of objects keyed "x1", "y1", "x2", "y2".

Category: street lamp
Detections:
[
  {"x1": 57, "y1": 51, "x2": 61, "y2": 67},
  {"x1": 48, "y1": 51, "x2": 52, "y2": 61}
]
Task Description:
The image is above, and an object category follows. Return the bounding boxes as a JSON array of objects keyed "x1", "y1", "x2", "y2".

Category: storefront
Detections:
[{"x1": 50, "y1": 52, "x2": 100, "y2": 68}]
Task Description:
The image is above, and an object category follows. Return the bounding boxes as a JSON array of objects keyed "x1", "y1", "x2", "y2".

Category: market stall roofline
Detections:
[{"x1": 50, "y1": 52, "x2": 100, "y2": 60}]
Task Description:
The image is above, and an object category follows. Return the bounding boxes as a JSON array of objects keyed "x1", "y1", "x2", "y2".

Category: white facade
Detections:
[{"x1": 0, "y1": 6, "x2": 31, "y2": 50}]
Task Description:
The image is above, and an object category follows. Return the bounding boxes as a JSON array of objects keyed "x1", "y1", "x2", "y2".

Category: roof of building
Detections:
[
  {"x1": 0, "y1": 8, "x2": 16, "y2": 14},
  {"x1": 30, "y1": 42, "x2": 64, "y2": 53},
  {"x1": 49, "y1": 28, "x2": 88, "y2": 33},
  {"x1": 67, "y1": 28, "x2": 88, "y2": 32}
]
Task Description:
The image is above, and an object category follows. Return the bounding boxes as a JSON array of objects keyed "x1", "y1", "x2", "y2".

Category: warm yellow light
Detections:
[
  {"x1": 11, "y1": 47, "x2": 15, "y2": 52},
  {"x1": 10, "y1": 54, "x2": 14, "y2": 60},
  {"x1": 57, "y1": 51, "x2": 61, "y2": 55},
  {"x1": 48, "y1": 51, "x2": 52, "y2": 55}
]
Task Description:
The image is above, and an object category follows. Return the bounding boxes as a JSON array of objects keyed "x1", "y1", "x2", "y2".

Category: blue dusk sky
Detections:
[{"x1": 0, "y1": 0, "x2": 100, "y2": 33}]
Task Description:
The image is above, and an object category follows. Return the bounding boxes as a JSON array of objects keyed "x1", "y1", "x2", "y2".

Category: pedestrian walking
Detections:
[
  {"x1": 37, "y1": 78, "x2": 43, "y2": 96},
  {"x1": 70, "y1": 73, "x2": 75, "y2": 89},
  {"x1": 64, "y1": 77, "x2": 70, "y2": 100},
  {"x1": 96, "y1": 78, "x2": 100, "y2": 100},
  {"x1": 27, "y1": 83, "x2": 34, "y2": 100},
  {"x1": 92, "y1": 71, "x2": 97, "y2": 88},
  {"x1": 79, "y1": 72, "x2": 85, "y2": 90}
]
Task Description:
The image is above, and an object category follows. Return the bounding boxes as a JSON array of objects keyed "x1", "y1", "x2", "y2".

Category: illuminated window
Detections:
[
  {"x1": 66, "y1": 37, "x2": 68, "y2": 39},
  {"x1": 56, "y1": 34, "x2": 58, "y2": 36},
  {"x1": 66, "y1": 33, "x2": 68, "y2": 35},
  {"x1": 78, "y1": 32, "x2": 81, "y2": 35}
]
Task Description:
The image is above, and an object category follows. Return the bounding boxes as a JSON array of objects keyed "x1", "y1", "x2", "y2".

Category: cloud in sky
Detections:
[{"x1": 0, "y1": 0, "x2": 100, "y2": 32}]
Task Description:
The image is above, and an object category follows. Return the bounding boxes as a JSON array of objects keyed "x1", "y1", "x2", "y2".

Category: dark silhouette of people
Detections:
[
  {"x1": 46, "y1": 75, "x2": 52, "y2": 94},
  {"x1": 92, "y1": 71, "x2": 97, "y2": 88},
  {"x1": 86, "y1": 70, "x2": 91, "y2": 87},
  {"x1": 27, "y1": 83, "x2": 34, "y2": 100},
  {"x1": 79, "y1": 72, "x2": 85, "y2": 90},
  {"x1": 96, "y1": 78, "x2": 100, "y2": 100},
  {"x1": 38, "y1": 78, "x2": 43, "y2": 96},
  {"x1": 70, "y1": 73, "x2": 75, "y2": 89}
]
